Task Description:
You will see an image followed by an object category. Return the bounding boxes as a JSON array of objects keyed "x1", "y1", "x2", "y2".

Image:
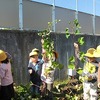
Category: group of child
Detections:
[
  {"x1": 0, "y1": 44, "x2": 100, "y2": 100},
  {"x1": 0, "y1": 47, "x2": 58, "y2": 99},
  {"x1": 74, "y1": 43, "x2": 100, "y2": 100},
  {"x1": 28, "y1": 48, "x2": 58, "y2": 98}
]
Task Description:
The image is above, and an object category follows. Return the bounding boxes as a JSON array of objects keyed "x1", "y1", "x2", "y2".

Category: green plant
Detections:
[
  {"x1": 65, "y1": 19, "x2": 85, "y2": 99},
  {"x1": 38, "y1": 21, "x2": 63, "y2": 72},
  {"x1": 14, "y1": 82, "x2": 33, "y2": 100},
  {"x1": 65, "y1": 19, "x2": 85, "y2": 71}
]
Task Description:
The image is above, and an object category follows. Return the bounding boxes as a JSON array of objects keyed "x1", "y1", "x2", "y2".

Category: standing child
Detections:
[
  {"x1": 41, "y1": 49, "x2": 58, "y2": 97},
  {"x1": 93, "y1": 45, "x2": 100, "y2": 88},
  {"x1": 74, "y1": 43, "x2": 98, "y2": 100},
  {"x1": 28, "y1": 50, "x2": 43, "y2": 97},
  {"x1": 0, "y1": 50, "x2": 14, "y2": 100}
]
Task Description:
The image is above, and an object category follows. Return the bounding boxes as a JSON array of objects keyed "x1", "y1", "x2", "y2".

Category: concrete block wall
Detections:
[{"x1": 0, "y1": 30, "x2": 100, "y2": 84}]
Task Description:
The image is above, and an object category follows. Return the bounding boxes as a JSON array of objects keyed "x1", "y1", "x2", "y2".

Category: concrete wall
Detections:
[
  {"x1": 0, "y1": 0, "x2": 100, "y2": 34},
  {"x1": 0, "y1": 30, "x2": 100, "y2": 85},
  {"x1": 0, "y1": 30, "x2": 42, "y2": 84}
]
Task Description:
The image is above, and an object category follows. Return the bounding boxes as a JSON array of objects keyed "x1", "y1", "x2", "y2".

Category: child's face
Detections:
[
  {"x1": 87, "y1": 57, "x2": 95, "y2": 62},
  {"x1": 30, "y1": 55, "x2": 38, "y2": 63}
]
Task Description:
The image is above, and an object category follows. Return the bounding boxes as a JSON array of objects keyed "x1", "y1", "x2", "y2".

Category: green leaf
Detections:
[
  {"x1": 74, "y1": 19, "x2": 81, "y2": 28},
  {"x1": 52, "y1": 61, "x2": 63, "y2": 69},
  {"x1": 79, "y1": 51, "x2": 85, "y2": 63},
  {"x1": 68, "y1": 63, "x2": 75, "y2": 69},
  {"x1": 69, "y1": 56, "x2": 75, "y2": 63},
  {"x1": 78, "y1": 37, "x2": 84, "y2": 45},
  {"x1": 75, "y1": 29, "x2": 80, "y2": 35},
  {"x1": 76, "y1": 68, "x2": 83, "y2": 75},
  {"x1": 65, "y1": 28, "x2": 70, "y2": 38}
]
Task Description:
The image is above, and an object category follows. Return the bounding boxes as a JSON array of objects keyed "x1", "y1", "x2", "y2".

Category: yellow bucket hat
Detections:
[
  {"x1": 32, "y1": 48, "x2": 39, "y2": 53},
  {"x1": 29, "y1": 51, "x2": 39, "y2": 57},
  {"x1": 85, "y1": 48, "x2": 95, "y2": 57},
  {"x1": 0, "y1": 50, "x2": 7, "y2": 61},
  {"x1": 93, "y1": 45, "x2": 100, "y2": 57}
]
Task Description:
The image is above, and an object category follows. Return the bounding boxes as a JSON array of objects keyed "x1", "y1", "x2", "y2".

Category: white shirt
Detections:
[{"x1": 41, "y1": 62, "x2": 55, "y2": 84}]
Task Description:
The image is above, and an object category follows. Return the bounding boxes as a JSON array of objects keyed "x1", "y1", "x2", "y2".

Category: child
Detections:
[
  {"x1": 41, "y1": 49, "x2": 58, "y2": 96},
  {"x1": 93, "y1": 45, "x2": 100, "y2": 88},
  {"x1": 0, "y1": 50, "x2": 14, "y2": 100},
  {"x1": 74, "y1": 43, "x2": 98, "y2": 100},
  {"x1": 28, "y1": 50, "x2": 43, "y2": 97}
]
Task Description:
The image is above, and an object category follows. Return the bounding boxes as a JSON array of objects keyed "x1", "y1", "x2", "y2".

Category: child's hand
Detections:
[
  {"x1": 28, "y1": 69, "x2": 32, "y2": 74},
  {"x1": 74, "y1": 42, "x2": 79, "y2": 49}
]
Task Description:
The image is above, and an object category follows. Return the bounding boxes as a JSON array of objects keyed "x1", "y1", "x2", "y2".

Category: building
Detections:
[{"x1": 0, "y1": 0, "x2": 100, "y2": 34}]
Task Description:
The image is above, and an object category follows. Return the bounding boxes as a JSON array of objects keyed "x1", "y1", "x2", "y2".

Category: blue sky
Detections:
[{"x1": 32, "y1": 0, "x2": 100, "y2": 16}]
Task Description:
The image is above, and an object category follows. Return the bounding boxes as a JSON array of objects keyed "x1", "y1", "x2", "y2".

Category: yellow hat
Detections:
[
  {"x1": 0, "y1": 50, "x2": 7, "y2": 61},
  {"x1": 29, "y1": 51, "x2": 38, "y2": 57},
  {"x1": 32, "y1": 48, "x2": 39, "y2": 53},
  {"x1": 93, "y1": 45, "x2": 100, "y2": 57},
  {"x1": 85, "y1": 48, "x2": 95, "y2": 57}
]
